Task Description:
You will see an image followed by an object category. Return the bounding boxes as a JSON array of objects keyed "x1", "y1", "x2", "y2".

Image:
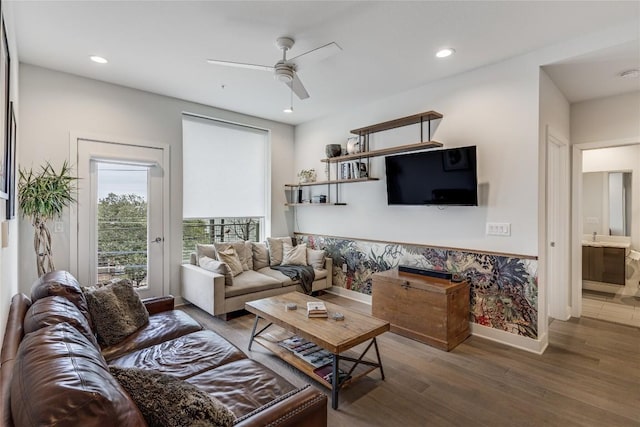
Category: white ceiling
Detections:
[
  {"x1": 544, "y1": 41, "x2": 640, "y2": 103},
  {"x1": 11, "y1": 1, "x2": 640, "y2": 125}
]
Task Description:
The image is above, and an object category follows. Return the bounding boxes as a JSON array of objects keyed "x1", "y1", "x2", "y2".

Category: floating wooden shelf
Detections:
[
  {"x1": 350, "y1": 110, "x2": 443, "y2": 135},
  {"x1": 321, "y1": 141, "x2": 443, "y2": 163},
  {"x1": 285, "y1": 177, "x2": 380, "y2": 187},
  {"x1": 284, "y1": 202, "x2": 347, "y2": 207}
]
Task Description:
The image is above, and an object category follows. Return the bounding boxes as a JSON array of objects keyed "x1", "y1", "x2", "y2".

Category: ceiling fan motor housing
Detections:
[{"x1": 274, "y1": 61, "x2": 294, "y2": 82}]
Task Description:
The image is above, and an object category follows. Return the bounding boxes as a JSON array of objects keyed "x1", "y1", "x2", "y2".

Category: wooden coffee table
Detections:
[{"x1": 245, "y1": 292, "x2": 390, "y2": 409}]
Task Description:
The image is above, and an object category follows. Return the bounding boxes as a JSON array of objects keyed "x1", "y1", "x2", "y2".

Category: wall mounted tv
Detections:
[{"x1": 385, "y1": 146, "x2": 478, "y2": 206}]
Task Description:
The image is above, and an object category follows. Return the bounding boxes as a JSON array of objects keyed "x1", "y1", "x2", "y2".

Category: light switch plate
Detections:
[
  {"x1": 486, "y1": 222, "x2": 511, "y2": 236},
  {"x1": 54, "y1": 221, "x2": 64, "y2": 233}
]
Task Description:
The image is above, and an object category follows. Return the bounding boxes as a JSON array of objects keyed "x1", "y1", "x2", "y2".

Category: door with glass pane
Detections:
[{"x1": 76, "y1": 139, "x2": 165, "y2": 298}]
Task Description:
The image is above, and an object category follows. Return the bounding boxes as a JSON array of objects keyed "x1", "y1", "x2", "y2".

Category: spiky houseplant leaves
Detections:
[{"x1": 18, "y1": 161, "x2": 77, "y2": 276}]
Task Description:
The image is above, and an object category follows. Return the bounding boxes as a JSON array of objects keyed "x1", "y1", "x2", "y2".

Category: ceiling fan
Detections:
[{"x1": 207, "y1": 37, "x2": 342, "y2": 100}]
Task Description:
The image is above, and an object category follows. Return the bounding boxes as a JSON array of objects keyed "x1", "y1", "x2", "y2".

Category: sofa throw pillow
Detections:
[
  {"x1": 199, "y1": 256, "x2": 233, "y2": 286},
  {"x1": 282, "y1": 243, "x2": 307, "y2": 266},
  {"x1": 216, "y1": 247, "x2": 243, "y2": 277},
  {"x1": 251, "y1": 242, "x2": 270, "y2": 270},
  {"x1": 195, "y1": 244, "x2": 217, "y2": 266},
  {"x1": 306, "y1": 248, "x2": 326, "y2": 270},
  {"x1": 109, "y1": 366, "x2": 236, "y2": 427},
  {"x1": 266, "y1": 237, "x2": 293, "y2": 266},
  {"x1": 213, "y1": 241, "x2": 251, "y2": 271},
  {"x1": 84, "y1": 279, "x2": 149, "y2": 347}
]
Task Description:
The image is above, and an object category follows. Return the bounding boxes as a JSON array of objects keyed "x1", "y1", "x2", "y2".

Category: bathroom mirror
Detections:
[{"x1": 582, "y1": 171, "x2": 632, "y2": 236}]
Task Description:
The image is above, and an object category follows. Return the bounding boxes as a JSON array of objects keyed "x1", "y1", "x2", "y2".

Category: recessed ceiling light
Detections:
[
  {"x1": 619, "y1": 69, "x2": 640, "y2": 78},
  {"x1": 283, "y1": 107, "x2": 293, "y2": 114},
  {"x1": 436, "y1": 48, "x2": 455, "y2": 58},
  {"x1": 90, "y1": 55, "x2": 108, "y2": 64}
]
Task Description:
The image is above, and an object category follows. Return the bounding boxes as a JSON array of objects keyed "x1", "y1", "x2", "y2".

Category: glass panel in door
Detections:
[{"x1": 96, "y1": 162, "x2": 149, "y2": 288}]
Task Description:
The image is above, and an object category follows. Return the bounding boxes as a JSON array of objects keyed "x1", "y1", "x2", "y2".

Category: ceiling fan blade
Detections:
[
  {"x1": 290, "y1": 42, "x2": 342, "y2": 70},
  {"x1": 286, "y1": 73, "x2": 310, "y2": 100},
  {"x1": 206, "y1": 59, "x2": 273, "y2": 72}
]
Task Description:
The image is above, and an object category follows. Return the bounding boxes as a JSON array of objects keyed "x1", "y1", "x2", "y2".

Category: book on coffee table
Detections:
[{"x1": 307, "y1": 301, "x2": 328, "y2": 318}]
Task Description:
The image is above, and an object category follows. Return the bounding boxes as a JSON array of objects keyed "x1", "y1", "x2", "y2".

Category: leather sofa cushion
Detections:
[
  {"x1": 10, "y1": 323, "x2": 146, "y2": 427},
  {"x1": 30, "y1": 270, "x2": 93, "y2": 327},
  {"x1": 101, "y1": 309, "x2": 203, "y2": 361},
  {"x1": 186, "y1": 358, "x2": 298, "y2": 419},
  {"x1": 23, "y1": 296, "x2": 99, "y2": 349},
  {"x1": 108, "y1": 330, "x2": 246, "y2": 379},
  {"x1": 224, "y1": 270, "x2": 282, "y2": 298}
]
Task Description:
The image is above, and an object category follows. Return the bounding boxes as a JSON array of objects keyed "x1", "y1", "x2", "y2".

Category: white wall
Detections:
[
  {"x1": 18, "y1": 64, "x2": 294, "y2": 296},
  {"x1": 571, "y1": 91, "x2": 640, "y2": 144},
  {"x1": 294, "y1": 55, "x2": 541, "y2": 256},
  {"x1": 1, "y1": 5, "x2": 21, "y2": 347}
]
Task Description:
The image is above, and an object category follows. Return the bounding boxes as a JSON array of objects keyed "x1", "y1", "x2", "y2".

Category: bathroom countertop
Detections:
[{"x1": 581, "y1": 240, "x2": 630, "y2": 249}]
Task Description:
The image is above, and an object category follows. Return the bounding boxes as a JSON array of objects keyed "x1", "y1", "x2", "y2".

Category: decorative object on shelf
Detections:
[
  {"x1": 325, "y1": 144, "x2": 342, "y2": 158},
  {"x1": 311, "y1": 195, "x2": 327, "y2": 204},
  {"x1": 298, "y1": 169, "x2": 316, "y2": 184},
  {"x1": 346, "y1": 136, "x2": 361, "y2": 154},
  {"x1": 18, "y1": 161, "x2": 78, "y2": 276}
]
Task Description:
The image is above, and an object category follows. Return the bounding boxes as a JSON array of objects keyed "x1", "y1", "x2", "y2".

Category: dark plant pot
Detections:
[{"x1": 325, "y1": 144, "x2": 342, "y2": 158}]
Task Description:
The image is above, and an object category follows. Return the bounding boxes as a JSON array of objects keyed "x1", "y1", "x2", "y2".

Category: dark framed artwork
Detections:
[
  {"x1": 6, "y1": 101, "x2": 15, "y2": 218},
  {"x1": 0, "y1": 15, "x2": 9, "y2": 201}
]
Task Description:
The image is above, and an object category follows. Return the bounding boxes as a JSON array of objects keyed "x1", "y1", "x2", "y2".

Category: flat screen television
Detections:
[{"x1": 385, "y1": 146, "x2": 478, "y2": 206}]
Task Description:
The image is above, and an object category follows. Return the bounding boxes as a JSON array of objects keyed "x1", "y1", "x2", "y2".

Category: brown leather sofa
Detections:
[{"x1": 1, "y1": 271, "x2": 327, "y2": 426}]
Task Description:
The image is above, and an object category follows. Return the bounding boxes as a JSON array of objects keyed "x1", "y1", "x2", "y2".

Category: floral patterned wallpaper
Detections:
[{"x1": 297, "y1": 234, "x2": 538, "y2": 339}]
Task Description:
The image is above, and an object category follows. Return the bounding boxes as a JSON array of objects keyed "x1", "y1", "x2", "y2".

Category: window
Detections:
[{"x1": 181, "y1": 114, "x2": 269, "y2": 259}]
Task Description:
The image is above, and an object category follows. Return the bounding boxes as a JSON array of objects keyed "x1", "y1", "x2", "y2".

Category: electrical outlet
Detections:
[
  {"x1": 486, "y1": 222, "x2": 510, "y2": 236},
  {"x1": 342, "y1": 263, "x2": 347, "y2": 273},
  {"x1": 54, "y1": 221, "x2": 64, "y2": 233}
]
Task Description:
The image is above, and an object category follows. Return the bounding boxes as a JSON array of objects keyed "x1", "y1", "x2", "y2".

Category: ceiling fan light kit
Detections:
[{"x1": 207, "y1": 35, "x2": 342, "y2": 107}]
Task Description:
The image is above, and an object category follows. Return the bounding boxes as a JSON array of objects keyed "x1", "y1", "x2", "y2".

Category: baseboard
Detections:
[
  {"x1": 174, "y1": 295, "x2": 187, "y2": 307},
  {"x1": 470, "y1": 323, "x2": 548, "y2": 354},
  {"x1": 325, "y1": 286, "x2": 372, "y2": 305}
]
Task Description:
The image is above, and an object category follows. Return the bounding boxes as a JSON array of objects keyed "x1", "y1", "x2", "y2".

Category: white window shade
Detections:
[{"x1": 182, "y1": 115, "x2": 268, "y2": 218}]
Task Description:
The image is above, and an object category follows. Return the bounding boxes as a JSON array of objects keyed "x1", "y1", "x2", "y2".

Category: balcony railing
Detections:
[{"x1": 182, "y1": 218, "x2": 260, "y2": 260}]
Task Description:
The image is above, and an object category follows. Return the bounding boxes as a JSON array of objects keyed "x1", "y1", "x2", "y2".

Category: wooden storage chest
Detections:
[{"x1": 371, "y1": 269, "x2": 470, "y2": 351}]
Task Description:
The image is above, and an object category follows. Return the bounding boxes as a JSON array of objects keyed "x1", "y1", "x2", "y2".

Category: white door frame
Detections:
[
  {"x1": 546, "y1": 126, "x2": 571, "y2": 320},
  {"x1": 570, "y1": 136, "x2": 639, "y2": 317},
  {"x1": 70, "y1": 131, "x2": 171, "y2": 296}
]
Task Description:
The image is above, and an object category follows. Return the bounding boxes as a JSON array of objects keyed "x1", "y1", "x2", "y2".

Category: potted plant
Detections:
[
  {"x1": 18, "y1": 161, "x2": 78, "y2": 276},
  {"x1": 298, "y1": 169, "x2": 317, "y2": 183}
]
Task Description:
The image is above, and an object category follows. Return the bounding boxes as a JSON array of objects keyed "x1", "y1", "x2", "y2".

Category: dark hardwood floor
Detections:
[{"x1": 179, "y1": 293, "x2": 640, "y2": 427}]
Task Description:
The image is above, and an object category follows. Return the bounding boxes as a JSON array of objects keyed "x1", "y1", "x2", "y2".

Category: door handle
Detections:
[{"x1": 151, "y1": 237, "x2": 164, "y2": 243}]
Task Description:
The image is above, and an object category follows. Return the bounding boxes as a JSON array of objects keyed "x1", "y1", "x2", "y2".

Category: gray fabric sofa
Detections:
[{"x1": 181, "y1": 240, "x2": 332, "y2": 317}]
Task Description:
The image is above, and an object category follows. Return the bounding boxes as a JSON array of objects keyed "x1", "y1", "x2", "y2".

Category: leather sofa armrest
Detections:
[
  {"x1": 234, "y1": 385, "x2": 327, "y2": 427},
  {"x1": 142, "y1": 295, "x2": 175, "y2": 314}
]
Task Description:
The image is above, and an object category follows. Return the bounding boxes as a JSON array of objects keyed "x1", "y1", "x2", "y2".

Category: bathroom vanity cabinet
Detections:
[{"x1": 582, "y1": 245, "x2": 626, "y2": 285}]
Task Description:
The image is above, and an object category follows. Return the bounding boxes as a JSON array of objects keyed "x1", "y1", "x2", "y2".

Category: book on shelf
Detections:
[{"x1": 307, "y1": 301, "x2": 328, "y2": 318}]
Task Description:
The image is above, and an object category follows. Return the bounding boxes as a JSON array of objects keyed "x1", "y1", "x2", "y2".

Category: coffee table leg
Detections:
[
  {"x1": 331, "y1": 354, "x2": 339, "y2": 410},
  {"x1": 373, "y1": 337, "x2": 384, "y2": 380},
  {"x1": 248, "y1": 315, "x2": 259, "y2": 351}
]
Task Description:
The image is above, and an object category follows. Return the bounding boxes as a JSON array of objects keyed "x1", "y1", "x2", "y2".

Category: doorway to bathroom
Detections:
[{"x1": 572, "y1": 141, "x2": 640, "y2": 328}]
